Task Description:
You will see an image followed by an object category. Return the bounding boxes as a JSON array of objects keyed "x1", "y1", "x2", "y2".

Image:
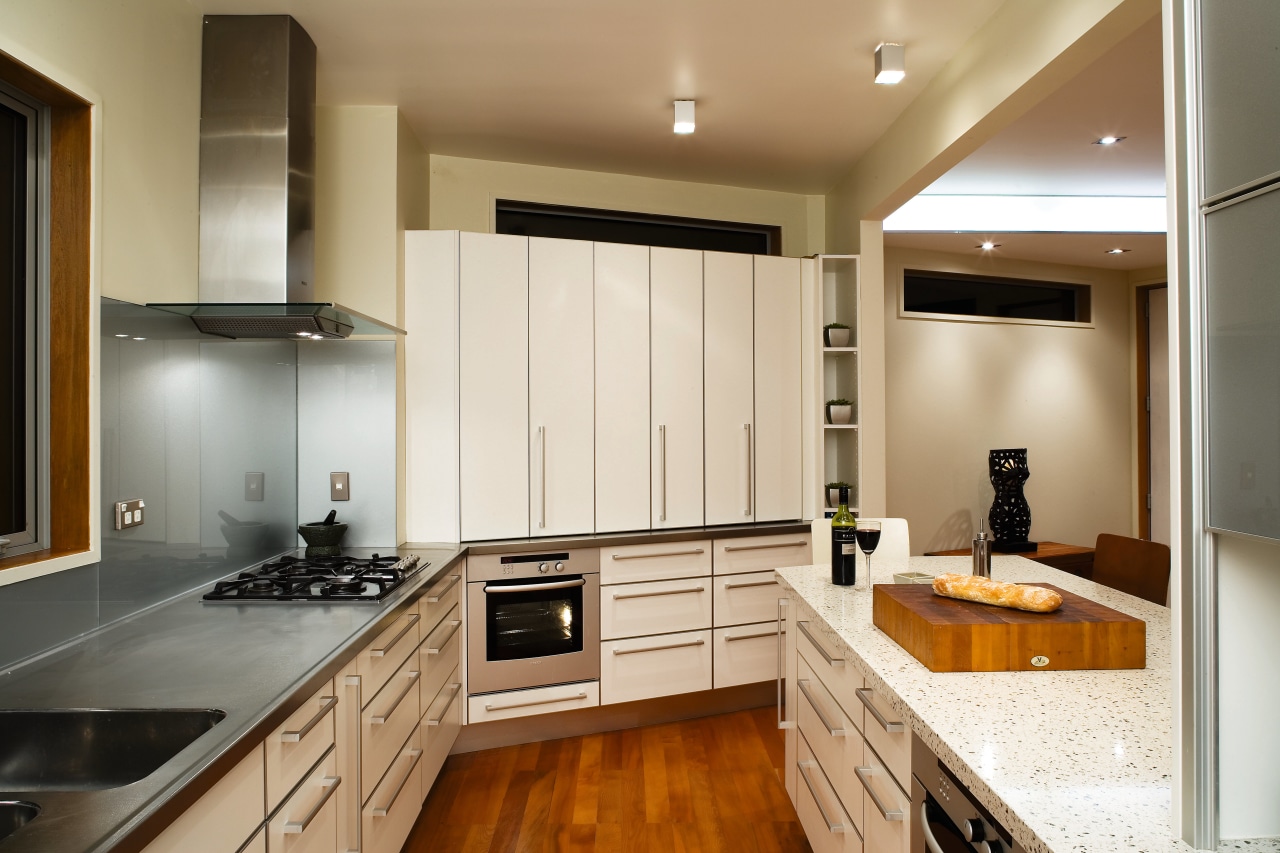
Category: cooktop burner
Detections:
[{"x1": 203, "y1": 553, "x2": 425, "y2": 602}]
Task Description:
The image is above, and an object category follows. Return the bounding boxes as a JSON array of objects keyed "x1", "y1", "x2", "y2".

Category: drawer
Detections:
[
  {"x1": 859, "y1": 683, "x2": 911, "y2": 794},
  {"x1": 712, "y1": 570, "x2": 779, "y2": 626},
  {"x1": 602, "y1": 629, "x2": 711, "y2": 704},
  {"x1": 713, "y1": 533, "x2": 811, "y2": 575},
  {"x1": 361, "y1": 653, "x2": 421, "y2": 797},
  {"x1": 600, "y1": 539, "x2": 711, "y2": 584},
  {"x1": 242, "y1": 828, "x2": 265, "y2": 853},
  {"x1": 857, "y1": 743, "x2": 910, "y2": 853},
  {"x1": 797, "y1": 618, "x2": 863, "y2": 730},
  {"x1": 265, "y1": 679, "x2": 337, "y2": 813},
  {"x1": 353, "y1": 608, "x2": 422, "y2": 707},
  {"x1": 140, "y1": 744, "x2": 265, "y2": 853},
  {"x1": 601, "y1": 577, "x2": 712, "y2": 639},
  {"x1": 796, "y1": 658, "x2": 863, "y2": 835},
  {"x1": 796, "y1": 733, "x2": 862, "y2": 853},
  {"x1": 419, "y1": 604, "x2": 462, "y2": 712},
  {"x1": 467, "y1": 680, "x2": 599, "y2": 723},
  {"x1": 713, "y1": 623, "x2": 779, "y2": 688},
  {"x1": 361, "y1": 728, "x2": 423, "y2": 853},
  {"x1": 418, "y1": 568, "x2": 463, "y2": 635},
  {"x1": 420, "y1": 664, "x2": 463, "y2": 797},
  {"x1": 266, "y1": 747, "x2": 340, "y2": 853}
]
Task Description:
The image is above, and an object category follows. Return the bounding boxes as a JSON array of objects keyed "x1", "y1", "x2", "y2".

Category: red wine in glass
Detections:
[{"x1": 855, "y1": 521, "x2": 882, "y2": 580}]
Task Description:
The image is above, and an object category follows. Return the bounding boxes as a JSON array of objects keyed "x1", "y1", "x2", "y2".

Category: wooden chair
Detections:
[{"x1": 1092, "y1": 533, "x2": 1170, "y2": 606}]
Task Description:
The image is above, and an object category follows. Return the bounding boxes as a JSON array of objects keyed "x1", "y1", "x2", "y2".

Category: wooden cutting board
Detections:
[{"x1": 872, "y1": 583, "x2": 1145, "y2": 672}]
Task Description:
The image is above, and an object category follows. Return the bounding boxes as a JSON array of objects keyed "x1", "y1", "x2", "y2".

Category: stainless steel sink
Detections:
[
  {"x1": 0, "y1": 801, "x2": 39, "y2": 842},
  {"x1": 0, "y1": 709, "x2": 226, "y2": 791}
]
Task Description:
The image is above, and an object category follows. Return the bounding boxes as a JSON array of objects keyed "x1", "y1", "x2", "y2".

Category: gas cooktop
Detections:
[{"x1": 202, "y1": 553, "x2": 426, "y2": 602}]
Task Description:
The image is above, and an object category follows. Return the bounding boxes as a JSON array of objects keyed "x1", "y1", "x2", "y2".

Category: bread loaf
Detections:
[{"x1": 931, "y1": 573, "x2": 1063, "y2": 613}]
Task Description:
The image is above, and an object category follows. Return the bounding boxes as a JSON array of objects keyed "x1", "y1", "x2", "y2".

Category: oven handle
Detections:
[
  {"x1": 920, "y1": 800, "x2": 947, "y2": 853},
  {"x1": 483, "y1": 578, "x2": 586, "y2": 594}
]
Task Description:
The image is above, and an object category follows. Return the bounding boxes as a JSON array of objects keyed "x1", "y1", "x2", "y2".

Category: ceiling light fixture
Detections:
[
  {"x1": 1105, "y1": 248, "x2": 1131, "y2": 254},
  {"x1": 673, "y1": 100, "x2": 695, "y2": 134},
  {"x1": 875, "y1": 43, "x2": 906, "y2": 85},
  {"x1": 977, "y1": 241, "x2": 1001, "y2": 251},
  {"x1": 114, "y1": 334, "x2": 128, "y2": 338},
  {"x1": 1094, "y1": 136, "x2": 1127, "y2": 145}
]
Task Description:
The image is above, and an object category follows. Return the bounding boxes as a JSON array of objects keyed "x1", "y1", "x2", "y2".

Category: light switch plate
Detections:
[
  {"x1": 114, "y1": 499, "x2": 145, "y2": 530},
  {"x1": 330, "y1": 472, "x2": 350, "y2": 501},
  {"x1": 245, "y1": 472, "x2": 265, "y2": 502}
]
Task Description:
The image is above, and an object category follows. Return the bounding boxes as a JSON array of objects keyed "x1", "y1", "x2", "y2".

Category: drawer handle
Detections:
[
  {"x1": 725, "y1": 628, "x2": 780, "y2": 642},
  {"x1": 370, "y1": 613, "x2": 421, "y2": 658},
  {"x1": 798, "y1": 760, "x2": 848, "y2": 834},
  {"x1": 611, "y1": 548, "x2": 704, "y2": 561},
  {"x1": 281, "y1": 695, "x2": 338, "y2": 743},
  {"x1": 797, "y1": 621, "x2": 844, "y2": 666},
  {"x1": 722, "y1": 540, "x2": 808, "y2": 553},
  {"x1": 283, "y1": 774, "x2": 342, "y2": 834},
  {"x1": 797, "y1": 679, "x2": 846, "y2": 737},
  {"x1": 427, "y1": 682, "x2": 462, "y2": 725},
  {"x1": 855, "y1": 764, "x2": 904, "y2": 821},
  {"x1": 485, "y1": 578, "x2": 585, "y2": 594},
  {"x1": 613, "y1": 638, "x2": 704, "y2": 656},
  {"x1": 612, "y1": 585, "x2": 704, "y2": 601},
  {"x1": 370, "y1": 670, "x2": 421, "y2": 725},
  {"x1": 857, "y1": 687, "x2": 905, "y2": 733},
  {"x1": 424, "y1": 619, "x2": 462, "y2": 654},
  {"x1": 485, "y1": 690, "x2": 588, "y2": 712},
  {"x1": 723, "y1": 579, "x2": 777, "y2": 590},
  {"x1": 370, "y1": 748, "x2": 424, "y2": 818},
  {"x1": 426, "y1": 574, "x2": 461, "y2": 603}
]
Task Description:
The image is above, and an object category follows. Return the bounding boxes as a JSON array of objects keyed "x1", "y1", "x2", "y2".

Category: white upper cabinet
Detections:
[
  {"x1": 650, "y1": 247, "x2": 704, "y2": 529},
  {"x1": 459, "y1": 232, "x2": 529, "y2": 541},
  {"x1": 753, "y1": 255, "x2": 803, "y2": 521},
  {"x1": 594, "y1": 242, "x2": 650, "y2": 533},
  {"x1": 528, "y1": 237, "x2": 595, "y2": 536},
  {"x1": 703, "y1": 251, "x2": 755, "y2": 525}
]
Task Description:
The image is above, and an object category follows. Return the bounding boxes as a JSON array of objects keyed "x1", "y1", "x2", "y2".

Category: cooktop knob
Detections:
[
  {"x1": 554, "y1": 561, "x2": 564, "y2": 572},
  {"x1": 964, "y1": 819, "x2": 986, "y2": 842},
  {"x1": 538, "y1": 562, "x2": 549, "y2": 574},
  {"x1": 979, "y1": 840, "x2": 1004, "y2": 853}
]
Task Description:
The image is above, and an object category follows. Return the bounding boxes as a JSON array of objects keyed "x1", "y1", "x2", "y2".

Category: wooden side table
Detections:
[{"x1": 923, "y1": 541, "x2": 1095, "y2": 580}]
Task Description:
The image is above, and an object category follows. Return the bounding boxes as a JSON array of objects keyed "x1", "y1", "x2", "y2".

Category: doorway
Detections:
[{"x1": 1138, "y1": 284, "x2": 1170, "y2": 544}]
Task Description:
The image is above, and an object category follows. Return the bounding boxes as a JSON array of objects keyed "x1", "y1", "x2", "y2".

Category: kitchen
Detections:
[{"x1": 0, "y1": 0, "x2": 1275, "y2": 852}]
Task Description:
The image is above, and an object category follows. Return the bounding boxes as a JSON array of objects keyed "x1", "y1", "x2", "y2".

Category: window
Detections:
[{"x1": 902, "y1": 269, "x2": 1090, "y2": 324}]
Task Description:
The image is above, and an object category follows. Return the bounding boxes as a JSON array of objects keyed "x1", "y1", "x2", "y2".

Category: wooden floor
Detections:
[{"x1": 402, "y1": 706, "x2": 812, "y2": 853}]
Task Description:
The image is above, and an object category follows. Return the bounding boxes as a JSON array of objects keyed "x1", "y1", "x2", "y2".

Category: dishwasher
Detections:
[{"x1": 911, "y1": 732, "x2": 1026, "y2": 853}]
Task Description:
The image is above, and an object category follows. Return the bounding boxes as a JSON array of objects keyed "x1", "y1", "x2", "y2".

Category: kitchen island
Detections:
[{"x1": 777, "y1": 555, "x2": 1185, "y2": 853}]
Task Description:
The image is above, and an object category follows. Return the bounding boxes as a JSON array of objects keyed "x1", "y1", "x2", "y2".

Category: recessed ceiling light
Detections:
[
  {"x1": 673, "y1": 100, "x2": 695, "y2": 134},
  {"x1": 1105, "y1": 248, "x2": 1131, "y2": 254},
  {"x1": 310, "y1": 334, "x2": 324, "y2": 340},
  {"x1": 132, "y1": 337, "x2": 146, "y2": 341},
  {"x1": 977, "y1": 242, "x2": 1001, "y2": 250},
  {"x1": 114, "y1": 334, "x2": 128, "y2": 338},
  {"x1": 1094, "y1": 136, "x2": 1127, "y2": 145},
  {"x1": 875, "y1": 43, "x2": 906, "y2": 85}
]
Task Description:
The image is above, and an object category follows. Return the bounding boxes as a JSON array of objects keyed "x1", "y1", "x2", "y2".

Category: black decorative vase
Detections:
[{"x1": 988, "y1": 448, "x2": 1036, "y2": 553}]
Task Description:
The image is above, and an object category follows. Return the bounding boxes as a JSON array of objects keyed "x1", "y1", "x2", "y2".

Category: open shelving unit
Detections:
[{"x1": 816, "y1": 255, "x2": 861, "y2": 517}]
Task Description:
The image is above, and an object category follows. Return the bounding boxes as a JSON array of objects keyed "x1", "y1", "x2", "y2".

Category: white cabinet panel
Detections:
[
  {"x1": 704, "y1": 251, "x2": 755, "y2": 525},
  {"x1": 713, "y1": 532, "x2": 812, "y2": 575},
  {"x1": 599, "y1": 540, "x2": 711, "y2": 584},
  {"x1": 601, "y1": 629, "x2": 712, "y2": 704},
  {"x1": 140, "y1": 744, "x2": 264, "y2": 853},
  {"x1": 420, "y1": 667, "x2": 463, "y2": 797},
  {"x1": 600, "y1": 577, "x2": 713, "y2": 640},
  {"x1": 459, "y1": 232, "x2": 528, "y2": 540},
  {"x1": 361, "y1": 729, "x2": 422, "y2": 853},
  {"x1": 529, "y1": 237, "x2": 595, "y2": 536},
  {"x1": 265, "y1": 680, "x2": 336, "y2": 814},
  {"x1": 712, "y1": 570, "x2": 780, "y2": 627},
  {"x1": 650, "y1": 247, "x2": 704, "y2": 528},
  {"x1": 595, "y1": 242, "x2": 651, "y2": 533},
  {"x1": 266, "y1": 749, "x2": 339, "y2": 853},
  {"x1": 467, "y1": 680, "x2": 600, "y2": 723},
  {"x1": 713, "y1": 623, "x2": 781, "y2": 688},
  {"x1": 754, "y1": 255, "x2": 803, "y2": 521}
]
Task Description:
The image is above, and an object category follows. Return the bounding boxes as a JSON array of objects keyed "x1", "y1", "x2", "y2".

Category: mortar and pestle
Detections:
[
  {"x1": 298, "y1": 510, "x2": 347, "y2": 557},
  {"x1": 218, "y1": 510, "x2": 270, "y2": 557}
]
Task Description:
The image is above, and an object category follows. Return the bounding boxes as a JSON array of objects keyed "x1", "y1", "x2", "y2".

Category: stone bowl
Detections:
[{"x1": 297, "y1": 522, "x2": 348, "y2": 557}]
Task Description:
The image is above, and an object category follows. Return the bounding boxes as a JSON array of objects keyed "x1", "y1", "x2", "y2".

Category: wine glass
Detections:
[{"x1": 855, "y1": 520, "x2": 882, "y2": 584}]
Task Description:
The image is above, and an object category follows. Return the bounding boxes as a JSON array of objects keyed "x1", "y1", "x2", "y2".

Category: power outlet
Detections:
[{"x1": 114, "y1": 499, "x2": 145, "y2": 530}]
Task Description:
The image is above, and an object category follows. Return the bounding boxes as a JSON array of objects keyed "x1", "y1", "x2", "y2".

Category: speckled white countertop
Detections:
[{"x1": 776, "y1": 555, "x2": 1176, "y2": 853}]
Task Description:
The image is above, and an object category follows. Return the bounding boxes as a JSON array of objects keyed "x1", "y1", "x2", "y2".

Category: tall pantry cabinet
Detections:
[{"x1": 704, "y1": 252, "x2": 756, "y2": 525}]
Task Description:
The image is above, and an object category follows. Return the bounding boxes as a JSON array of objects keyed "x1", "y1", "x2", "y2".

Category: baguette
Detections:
[{"x1": 931, "y1": 573, "x2": 1063, "y2": 613}]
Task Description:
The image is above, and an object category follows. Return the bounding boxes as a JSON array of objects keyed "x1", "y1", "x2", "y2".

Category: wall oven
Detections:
[
  {"x1": 911, "y1": 732, "x2": 1025, "y2": 853},
  {"x1": 466, "y1": 549, "x2": 600, "y2": 695}
]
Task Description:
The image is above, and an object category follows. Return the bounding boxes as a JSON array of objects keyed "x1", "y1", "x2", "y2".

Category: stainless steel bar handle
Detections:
[
  {"x1": 856, "y1": 687, "x2": 905, "y2": 732},
  {"x1": 743, "y1": 423, "x2": 752, "y2": 516},
  {"x1": 723, "y1": 540, "x2": 809, "y2": 553},
  {"x1": 612, "y1": 585, "x2": 704, "y2": 601},
  {"x1": 342, "y1": 675, "x2": 362, "y2": 853},
  {"x1": 426, "y1": 573, "x2": 461, "y2": 603},
  {"x1": 370, "y1": 748, "x2": 424, "y2": 817},
  {"x1": 538, "y1": 425, "x2": 546, "y2": 529},
  {"x1": 723, "y1": 579, "x2": 777, "y2": 590},
  {"x1": 369, "y1": 613, "x2": 420, "y2": 658},
  {"x1": 283, "y1": 774, "x2": 343, "y2": 834},
  {"x1": 725, "y1": 627, "x2": 780, "y2": 642},
  {"x1": 281, "y1": 695, "x2": 338, "y2": 743},
  {"x1": 424, "y1": 620, "x2": 462, "y2": 654},
  {"x1": 798, "y1": 761, "x2": 847, "y2": 833},
  {"x1": 485, "y1": 690, "x2": 588, "y2": 712},
  {"x1": 920, "y1": 801, "x2": 947, "y2": 853},
  {"x1": 797, "y1": 621, "x2": 844, "y2": 666},
  {"x1": 484, "y1": 578, "x2": 586, "y2": 594},
  {"x1": 777, "y1": 597, "x2": 793, "y2": 730},
  {"x1": 611, "y1": 548, "x2": 704, "y2": 561},
  {"x1": 797, "y1": 679, "x2": 846, "y2": 737},
  {"x1": 613, "y1": 638, "x2": 704, "y2": 656},
  {"x1": 369, "y1": 670, "x2": 422, "y2": 725},
  {"x1": 426, "y1": 683, "x2": 462, "y2": 726},
  {"x1": 855, "y1": 764, "x2": 905, "y2": 821},
  {"x1": 659, "y1": 424, "x2": 667, "y2": 522}
]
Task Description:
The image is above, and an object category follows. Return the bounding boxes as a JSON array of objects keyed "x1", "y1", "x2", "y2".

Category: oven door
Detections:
[
  {"x1": 467, "y1": 573, "x2": 601, "y2": 694},
  {"x1": 912, "y1": 776, "x2": 976, "y2": 853}
]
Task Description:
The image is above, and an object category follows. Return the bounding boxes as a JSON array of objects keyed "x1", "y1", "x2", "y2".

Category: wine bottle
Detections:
[{"x1": 830, "y1": 486, "x2": 857, "y2": 586}]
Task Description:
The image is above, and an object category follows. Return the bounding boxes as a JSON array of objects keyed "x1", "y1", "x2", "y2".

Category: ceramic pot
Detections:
[
  {"x1": 826, "y1": 404, "x2": 853, "y2": 424},
  {"x1": 824, "y1": 327, "x2": 850, "y2": 347}
]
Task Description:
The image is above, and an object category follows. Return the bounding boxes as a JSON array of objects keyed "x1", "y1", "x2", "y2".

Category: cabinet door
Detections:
[
  {"x1": 595, "y1": 242, "x2": 650, "y2": 533},
  {"x1": 529, "y1": 237, "x2": 594, "y2": 536},
  {"x1": 754, "y1": 255, "x2": 802, "y2": 521},
  {"x1": 650, "y1": 247, "x2": 704, "y2": 528},
  {"x1": 704, "y1": 251, "x2": 755, "y2": 525},
  {"x1": 459, "y1": 232, "x2": 528, "y2": 541}
]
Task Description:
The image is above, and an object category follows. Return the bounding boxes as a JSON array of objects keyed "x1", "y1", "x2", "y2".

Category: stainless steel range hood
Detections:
[{"x1": 149, "y1": 15, "x2": 402, "y2": 340}]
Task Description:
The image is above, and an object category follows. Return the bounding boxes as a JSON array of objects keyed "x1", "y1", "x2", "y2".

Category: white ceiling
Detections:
[{"x1": 882, "y1": 231, "x2": 1167, "y2": 271}]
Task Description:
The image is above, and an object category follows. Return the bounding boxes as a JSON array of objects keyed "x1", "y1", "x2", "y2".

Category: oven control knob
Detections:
[
  {"x1": 538, "y1": 562, "x2": 549, "y2": 574},
  {"x1": 964, "y1": 819, "x2": 986, "y2": 842},
  {"x1": 979, "y1": 840, "x2": 1004, "y2": 853},
  {"x1": 554, "y1": 562, "x2": 564, "y2": 572}
]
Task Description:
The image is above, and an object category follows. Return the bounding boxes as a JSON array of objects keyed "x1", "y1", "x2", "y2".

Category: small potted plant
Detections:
[
  {"x1": 823, "y1": 322, "x2": 850, "y2": 347},
  {"x1": 826, "y1": 398, "x2": 853, "y2": 424},
  {"x1": 825, "y1": 482, "x2": 850, "y2": 508}
]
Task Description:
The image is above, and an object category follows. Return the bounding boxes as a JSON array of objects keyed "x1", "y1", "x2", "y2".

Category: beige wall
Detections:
[
  {"x1": 884, "y1": 247, "x2": 1133, "y2": 553},
  {"x1": 429, "y1": 154, "x2": 824, "y2": 258}
]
